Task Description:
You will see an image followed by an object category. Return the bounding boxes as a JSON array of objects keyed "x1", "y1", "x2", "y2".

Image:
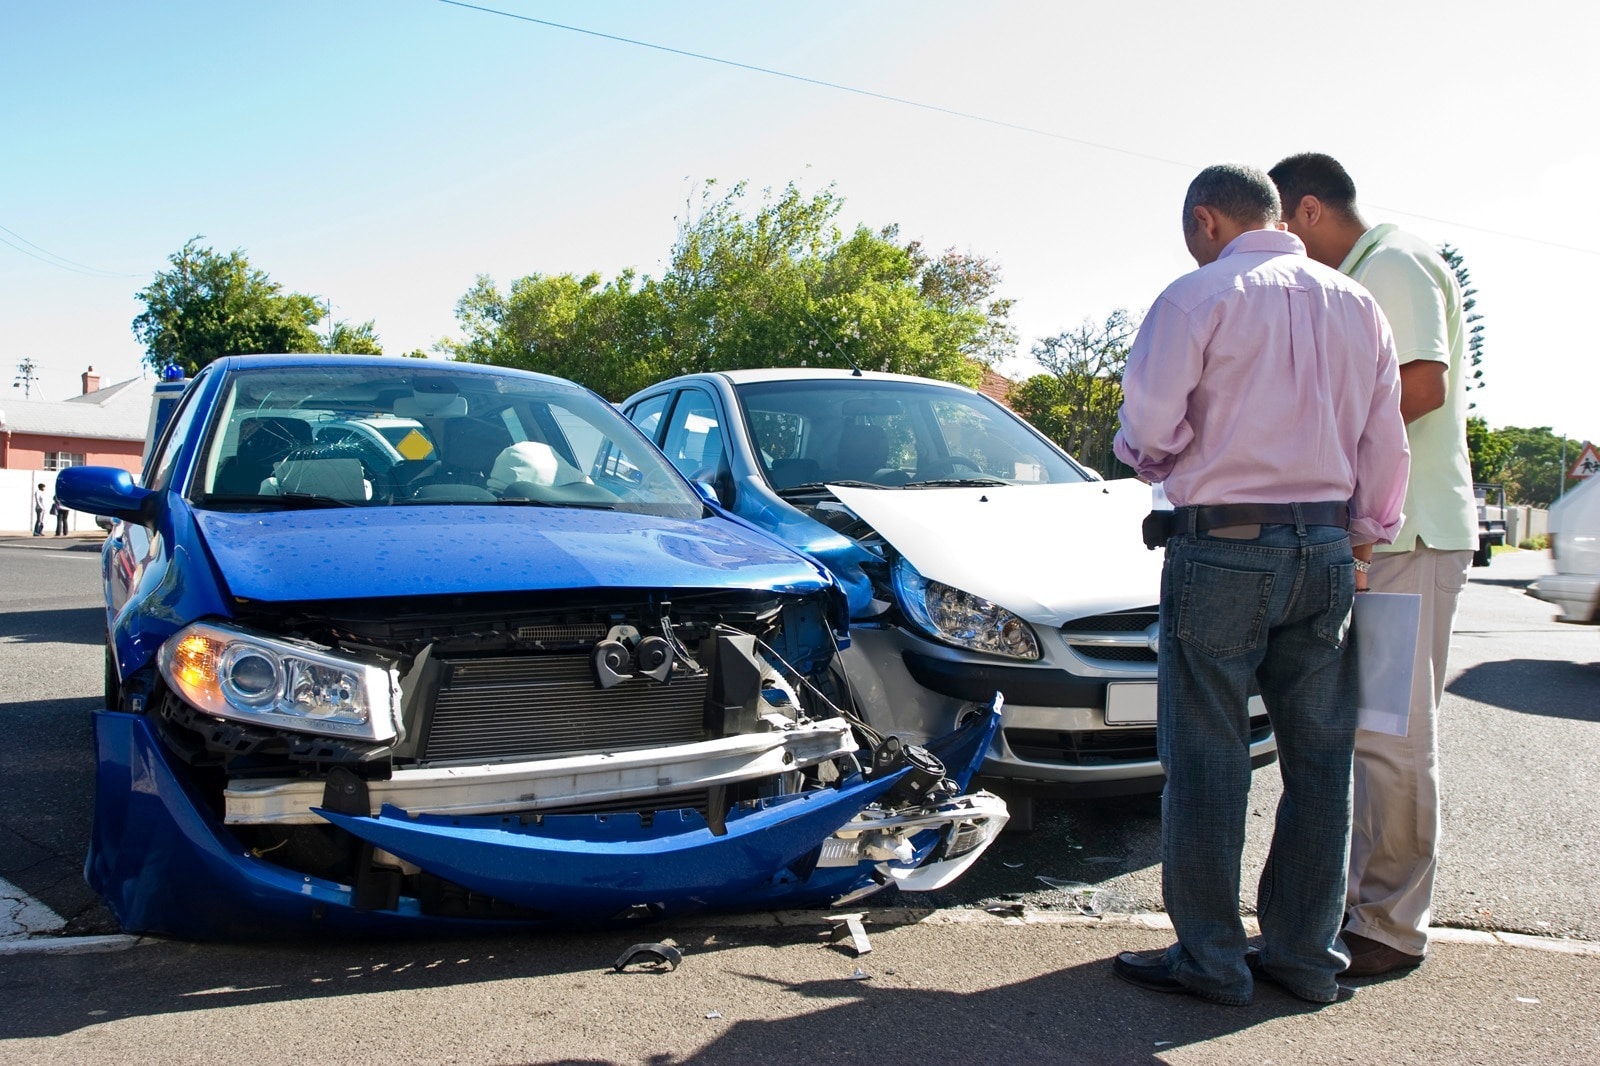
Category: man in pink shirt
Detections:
[{"x1": 1110, "y1": 164, "x2": 1409, "y2": 1006}]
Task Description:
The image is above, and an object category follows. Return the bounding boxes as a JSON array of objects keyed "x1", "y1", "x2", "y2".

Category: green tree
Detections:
[
  {"x1": 1465, "y1": 416, "x2": 1514, "y2": 485},
  {"x1": 1495, "y1": 425, "x2": 1582, "y2": 506},
  {"x1": 131, "y1": 238, "x2": 324, "y2": 375},
  {"x1": 322, "y1": 320, "x2": 383, "y2": 355},
  {"x1": 1008, "y1": 310, "x2": 1138, "y2": 477},
  {"x1": 1437, "y1": 244, "x2": 1485, "y2": 407},
  {"x1": 441, "y1": 180, "x2": 1015, "y2": 399}
]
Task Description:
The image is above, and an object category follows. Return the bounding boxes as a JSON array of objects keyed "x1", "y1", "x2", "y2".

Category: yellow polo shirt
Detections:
[{"x1": 1340, "y1": 224, "x2": 1478, "y2": 553}]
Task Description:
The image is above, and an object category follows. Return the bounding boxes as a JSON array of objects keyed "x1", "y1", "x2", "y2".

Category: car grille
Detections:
[
  {"x1": 1060, "y1": 608, "x2": 1159, "y2": 665},
  {"x1": 1005, "y1": 716, "x2": 1272, "y2": 767},
  {"x1": 418, "y1": 655, "x2": 708, "y2": 766}
]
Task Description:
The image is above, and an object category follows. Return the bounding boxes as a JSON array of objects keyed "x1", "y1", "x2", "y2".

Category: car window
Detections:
[
  {"x1": 194, "y1": 364, "x2": 703, "y2": 518},
  {"x1": 626, "y1": 392, "x2": 670, "y2": 445},
  {"x1": 659, "y1": 388, "x2": 735, "y2": 506},
  {"x1": 733, "y1": 378, "x2": 1089, "y2": 488},
  {"x1": 144, "y1": 373, "x2": 210, "y2": 492}
]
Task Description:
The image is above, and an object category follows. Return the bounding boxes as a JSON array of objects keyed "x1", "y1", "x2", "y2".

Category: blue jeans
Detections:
[{"x1": 1157, "y1": 519, "x2": 1356, "y2": 1004}]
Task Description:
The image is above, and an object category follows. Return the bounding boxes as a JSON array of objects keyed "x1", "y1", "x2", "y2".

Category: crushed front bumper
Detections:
[{"x1": 86, "y1": 709, "x2": 1004, "y2": 939}]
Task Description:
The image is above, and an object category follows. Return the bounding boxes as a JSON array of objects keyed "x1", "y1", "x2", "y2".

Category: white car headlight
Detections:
[
  {"x1": 158, "y1": 622, "x2": 399, "y2": 741},
  {"x1": 892, "y1": 557, "x2": 1040, "y2": 660}
]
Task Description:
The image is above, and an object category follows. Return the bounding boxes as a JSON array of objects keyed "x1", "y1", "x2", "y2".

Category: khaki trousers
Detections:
[{"x1": 1345, "y1": 544, "x2": 1472, "y2": 955}]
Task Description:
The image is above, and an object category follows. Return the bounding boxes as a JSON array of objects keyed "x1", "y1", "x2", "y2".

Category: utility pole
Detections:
[{"x1": 11, "y1": 357, "x2": 39, "y2": 398}]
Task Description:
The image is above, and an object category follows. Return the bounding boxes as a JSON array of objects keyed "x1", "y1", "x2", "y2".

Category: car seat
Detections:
[{"x1": 214, "y1": 417, "x2": 313, "y2": 495}]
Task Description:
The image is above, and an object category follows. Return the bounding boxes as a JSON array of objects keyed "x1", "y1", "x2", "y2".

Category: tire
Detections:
[{"x1": 103, "y1": 643, "x2": 123, "y2": 711}]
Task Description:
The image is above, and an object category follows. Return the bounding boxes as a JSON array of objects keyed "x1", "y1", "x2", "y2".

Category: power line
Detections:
[
  {"x1": 0, "y1": 223, "x2": 141, "y2": 277},
  {"x1": 437, "y1": 0, "x2": 1599, "y2": 259}
]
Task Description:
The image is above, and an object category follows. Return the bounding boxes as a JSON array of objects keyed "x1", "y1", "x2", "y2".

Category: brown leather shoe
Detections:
[{"x1": 1340, "y1": 931, "x2": 1424, "y2": 978}]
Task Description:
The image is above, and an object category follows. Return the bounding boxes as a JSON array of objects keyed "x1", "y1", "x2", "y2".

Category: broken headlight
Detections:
[
  {"x1": 891, "y1": 557, "x2": 1039, "y2": 660},
  {"x1": 158, "y1": 621, "x2": 399, "y2": 741}
]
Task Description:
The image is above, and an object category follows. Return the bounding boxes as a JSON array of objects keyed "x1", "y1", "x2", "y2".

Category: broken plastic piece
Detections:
[
  {"x1": 705, "y1": 1010, "x2": 723, "y2": 1019},
  {"x1": 826, "y1": 913, "x2": 873, "y2": 956},
  {"x1": 613, "y1": 942, "x2": 683, "y2": 973},
  {"x1": 1036, "y1": 876, "x2": 1091, "y2": 892},
  {"x1": 846, "y1": 967, "x2": 871, "y2": 981}
]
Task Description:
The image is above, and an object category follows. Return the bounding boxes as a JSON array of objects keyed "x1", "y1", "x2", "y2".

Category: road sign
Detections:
[{"x1": 1570, "y1": 441, "x2": 1600, "y2": 480}]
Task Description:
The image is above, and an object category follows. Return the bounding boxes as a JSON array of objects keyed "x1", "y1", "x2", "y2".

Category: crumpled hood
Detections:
[
  {"x1": 195, "y1": 506, "x2": 832, "y2": 603},
  {"x1": 829, "y1": 479, "x2": 1163, "y2": 626}
]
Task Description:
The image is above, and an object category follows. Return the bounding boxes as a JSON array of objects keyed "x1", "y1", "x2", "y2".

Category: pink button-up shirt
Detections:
[{"x1": 1113, "y1": 229, "x2": 1409, "y2": 546}]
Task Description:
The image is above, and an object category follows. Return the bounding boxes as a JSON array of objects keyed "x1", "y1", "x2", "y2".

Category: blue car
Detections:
[{"x1": 57, "y1": 355, "x2": 1005, "y2": 939}]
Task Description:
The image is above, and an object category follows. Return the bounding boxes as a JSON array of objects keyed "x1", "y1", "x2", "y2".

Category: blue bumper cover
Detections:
[{"x1": 87, "y1": 709, "x2": 996, "y2": 939}]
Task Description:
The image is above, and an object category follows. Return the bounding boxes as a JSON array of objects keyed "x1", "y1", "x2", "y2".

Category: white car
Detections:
[
  {"x1": 622, "y1": 369, "x2": 1277, "y2": 823},
  {"x1": 1530, "y1": 474, "x2": 1600, "y2": 624}
]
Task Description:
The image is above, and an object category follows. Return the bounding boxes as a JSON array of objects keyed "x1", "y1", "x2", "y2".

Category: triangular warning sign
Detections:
[{"x1": 1570, "y1": 442, "x2": 1600, "y2": 479}]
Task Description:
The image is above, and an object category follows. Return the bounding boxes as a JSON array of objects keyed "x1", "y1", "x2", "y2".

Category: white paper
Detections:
[{"x1": 1352, "y1": 592, "x2": 1422, "y2": 737}]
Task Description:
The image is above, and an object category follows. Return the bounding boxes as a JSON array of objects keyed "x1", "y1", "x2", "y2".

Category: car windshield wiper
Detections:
[
  {"x1": 902, "y1": 477, "x2": 1010, "y2": 489},
  {"x1": 275, "y1": 492, "x2": 362, "y2": 509},
  {"x1": 495, "y1": 497, "x2": 617, "y2": 510},
  {"x1": 774, "y1": 479, "x2": 881, "y2": 498}
]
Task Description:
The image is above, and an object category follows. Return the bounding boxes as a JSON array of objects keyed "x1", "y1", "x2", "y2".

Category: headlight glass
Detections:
[
  {"x1": 892, "y1": 557, "x2": 1040, "y2": 660},
  {"x1": 158, "y1": 622, "x2": 398, "y2": 741}
]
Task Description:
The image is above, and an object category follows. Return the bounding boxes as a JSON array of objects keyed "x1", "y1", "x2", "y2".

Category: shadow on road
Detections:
[
  {"x1": 0, "y1": 924, "x2": 1317, "y2": 1055},
  {"x1": 0, "y1": 606, "x2": 105, "y2": 646},
  {"x1": 1447, "y1": 658, "x2": 1600, "y2": 721}
]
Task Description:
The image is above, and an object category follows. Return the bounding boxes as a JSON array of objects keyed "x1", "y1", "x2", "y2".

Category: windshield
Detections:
[
  {"x1": 196, "y1": 364, "x2": 703, "y2": 519},
  {"x1": 734, "y1": 378, "x2": 1091, "y2": 491}
]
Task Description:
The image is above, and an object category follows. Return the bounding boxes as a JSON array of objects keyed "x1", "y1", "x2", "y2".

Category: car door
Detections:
[{"x1": 655, "y1": 387, "x2": 735, "y2": 508}]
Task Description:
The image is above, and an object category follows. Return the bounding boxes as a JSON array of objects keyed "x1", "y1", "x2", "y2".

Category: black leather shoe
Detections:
[
  {"x1": 1339, "y1": 931, "x2": 1424, "y2": 978},
  {"x1": 1246, "y1": 948, "x2": 1355, "y2": 1004},
  {"x1": 1112, "y1": 949, "x2": 1188, "y2": 993}
]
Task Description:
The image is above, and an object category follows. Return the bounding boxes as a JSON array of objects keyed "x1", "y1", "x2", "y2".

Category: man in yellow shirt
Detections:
[{"x1": 1270, "y1": 153, "x2": 1479, "y2": 979}]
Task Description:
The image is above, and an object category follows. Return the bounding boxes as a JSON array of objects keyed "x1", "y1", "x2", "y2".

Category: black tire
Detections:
[{"x1": 103, "y1": 642, "x2": 123, "y2": 711}]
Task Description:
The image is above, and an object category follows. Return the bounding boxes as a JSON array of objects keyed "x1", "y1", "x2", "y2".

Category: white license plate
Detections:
[{"x1": 1105, "y1": 682, "x2": 1158, "y2": 725}]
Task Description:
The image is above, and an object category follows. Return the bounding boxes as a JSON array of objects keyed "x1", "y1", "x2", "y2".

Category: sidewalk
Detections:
[{"x1": 0, "y1": 530, "x2": 106, "y2": 550}]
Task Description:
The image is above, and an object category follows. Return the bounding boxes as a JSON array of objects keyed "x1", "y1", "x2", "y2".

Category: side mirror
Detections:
[
  {"x1": 692, "y1": 480, "x2": 721, "y2": 507},
  {"x1": 56, "y1": 467, "x2": 155, "y2": 526}
]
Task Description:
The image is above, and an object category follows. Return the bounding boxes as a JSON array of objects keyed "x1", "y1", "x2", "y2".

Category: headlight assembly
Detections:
[
  {"x1": 159, "y1": 622, "x2": 399, "y2": 741},
  {"x1": 891, "y1": 557, "x2": 1040, "y2": 660}
]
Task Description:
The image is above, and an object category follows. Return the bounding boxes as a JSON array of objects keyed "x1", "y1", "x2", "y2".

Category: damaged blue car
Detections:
[{"x1": 57, "y1": 355, "x2": 1005, "y2": 939}]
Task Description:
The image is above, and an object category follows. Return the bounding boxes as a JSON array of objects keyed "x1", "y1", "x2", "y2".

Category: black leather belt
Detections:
[
  {"x1": 1181, "y1": 501, "x2": 1349, "y2": 532},
  {"x1": 1143, "y1": 502, "x2": 1350, "y2": 549}
]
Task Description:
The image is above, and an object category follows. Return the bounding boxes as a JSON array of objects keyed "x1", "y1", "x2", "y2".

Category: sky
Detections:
[{"x1": 3, "y1": 0, "x2": 1596, "y2": 443}]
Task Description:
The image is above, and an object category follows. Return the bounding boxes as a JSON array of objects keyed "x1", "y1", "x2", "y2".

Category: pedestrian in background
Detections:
[
  {"x1": 1111, "y1": 163, "x2": 1409, "y2": 1005},
  {"x1": 52, "y1": 493, "x2": 70, "y2": 536},
  {"x1": 1271, "y1": 152, "x2": 1479, "y2": 979},
  {"x1": 31, "y1": 482, "x2": 48, "y2": 537}
]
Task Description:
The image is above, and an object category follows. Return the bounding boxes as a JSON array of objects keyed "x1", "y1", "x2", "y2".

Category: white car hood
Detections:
[{"x1": 829, "y1": 479, "x2": 1164, "y2": 627}]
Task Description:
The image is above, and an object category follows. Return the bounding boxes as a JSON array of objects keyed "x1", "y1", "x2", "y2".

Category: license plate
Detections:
[{"x1": 1105, "y1": 682, "x2": 1158, "y2": 725}]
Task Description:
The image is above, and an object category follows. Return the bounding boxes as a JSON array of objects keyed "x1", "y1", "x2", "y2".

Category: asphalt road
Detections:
[
  {"x1": 0, "y1": 539, "x2": 1597, "y2": 1063},
  {"x1": 0, "y1": 541, "x2": 1595, "y2": 940}
]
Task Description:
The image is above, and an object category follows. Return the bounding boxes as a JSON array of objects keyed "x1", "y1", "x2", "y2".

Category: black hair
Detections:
[{"x1": 1268, "y1": 152, "x2": 1359, "y2": 217}]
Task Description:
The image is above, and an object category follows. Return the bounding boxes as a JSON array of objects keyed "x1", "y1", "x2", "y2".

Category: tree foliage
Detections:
[
  {"x1": 441, "y1": 181, "x2": 1016, "y2": 400},
  {"x1": 322, "y1": 320, "x2": 384, "y2": 355},
  {"x1": 1007, "y1": 310, "x2": 1138, "y2": 477},
  {"x1": 1437, "y1": 243, "x2": 1485, "y2": 407},
  {"x1": 1466, "y1": 420, "x2": 1589, "y2": 506},
  {"x1": 132, "y1": 238, "x2": 327, "y2": 375}
]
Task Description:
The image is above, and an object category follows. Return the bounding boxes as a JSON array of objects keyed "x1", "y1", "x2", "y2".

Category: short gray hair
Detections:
[{"x1": 1182, "y1": 164, "x2": 1281, "y2": 234}]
